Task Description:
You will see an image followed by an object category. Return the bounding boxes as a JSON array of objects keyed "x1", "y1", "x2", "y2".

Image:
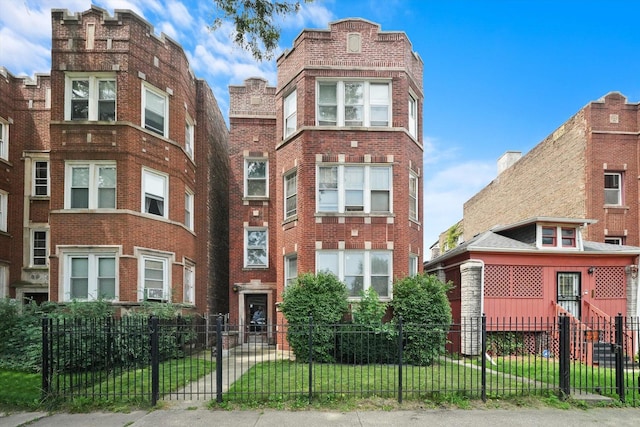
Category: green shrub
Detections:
[
  {"x1": 280, "y1": 272, "x2": 349, "y2": 362},
  {"x1": 486, "y1": 332, "x2": 525, "y2": 356},
  {"x1": 391, "y1": 274, "x2": 452, "y2": 366}
]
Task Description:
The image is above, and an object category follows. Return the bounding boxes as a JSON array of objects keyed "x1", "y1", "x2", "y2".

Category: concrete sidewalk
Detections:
[{"x1": 2, "y1": 407, "x2": 640, "y2": 427}]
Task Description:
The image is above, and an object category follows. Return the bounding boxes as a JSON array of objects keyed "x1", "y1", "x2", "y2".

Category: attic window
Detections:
[
  {"x1": 540, "y1": 225, "x2": 579, "y2": 249},
  {"x1": 542, "y1": 227, "x2": 556, "y2": 246}
]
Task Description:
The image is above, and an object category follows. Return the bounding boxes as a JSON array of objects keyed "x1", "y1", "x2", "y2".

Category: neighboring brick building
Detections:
[
  {"x1": 228, "y1": 19, "x2": 424, "y2": 343},
  {"x1": 464, "y1": 92, "x2": 640, "y2": 246},
  {"x1": 0, "y1": 6, "x2": 229, "y2": 315}
]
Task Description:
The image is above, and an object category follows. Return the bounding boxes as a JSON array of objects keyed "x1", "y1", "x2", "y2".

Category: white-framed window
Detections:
[
  {"x1": 409, "y1": 172, "x2": 418, "y2": 221},
  {"x1": 245, "y1": 227, "x2": 268, "y2": 268},
  {"x1": 0, "y1": 264, "x2": 7, "y2": 298},
  {"x1": 65, "y1": 74, "x2": 116, "y2": 121},
  {"x1": 408, "y1": 94, "x2": 417, "y2": 138},
  {"x1": 65, "y1": 162, "x2": 116, "y2": 209},
  {"x1": 605, "y1": 237, "x2": 623, "y2": 245},
  {"x1": 317, "y1": 165, "x2": 391, "y2": 213},
  {"x1": 285, "y1": 254, "x2": 297, "y2": 287},
  {"x1": 183, "y1": 261, "x2": 195, "y2": 305},
  {"x1": 142, "y1": 83, "x2": 169, "y2": 137},
  {"x1": 142, "y1": 168, "x2": 168, "y2": 218},
  {"x1": 284, "y1": 90, "x2": 297, "y2": 138},
  {"x1": 185, "y1": 189, "x2": 194, "y2": 230},
  {"x1": 142, "y1": 255, "x2": 169, "y2": 301},
  {"x1": 316, "y1": 80, "x2": 391, "y2": 127},
  {"x1": 185, "y1": 115, "x2": 194, "y2": 158},
  {"x1": 409, "y1": 254, "x2": 419, "y2": 277},
  {"x1": 31, "y1": 230, "x2": 47, "y2": 266},
  {"x1": 284, "y1": 170, "x2": 297, "y2": 219},
  {"x1": 604, "y1": 172, "x2": 622, "y2": 205},
  {"x1": 33, "y1": 160, "x2": 49, "y2": 196},
  {"x1": 0, "y1": 119, "x2": 8, "y2": 160},
  {"x1": 316, "y1": 250, "x2": 392, "y2": 298},
  {"x1": 62, "y1": 250, "x2": 118, "y2": 301},
  {"x1": 539, "y1": 225, "x2": 579, "y2": 249},
  {"x1": 244, "y1": 158, "x2": 268, "y2": 198},
  {"x1": 0, "y1": 190, "x2": 7, "y2": 232}
]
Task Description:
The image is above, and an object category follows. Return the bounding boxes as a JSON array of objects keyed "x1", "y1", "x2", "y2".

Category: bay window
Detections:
[
  {"x1": 317, "y1": 250, "x2": 392, "y2": 297},
  {"x1": 316, "y1": 80, "x2": 390, "y2": 127},
  {"x1": 317, "y1": 165, "x2": 391, "y2": 213}
]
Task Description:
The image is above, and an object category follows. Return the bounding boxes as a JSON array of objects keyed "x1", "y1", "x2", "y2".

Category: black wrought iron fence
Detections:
[{"x1": 42, "y1": 315, "x2": 640, "y2": 405}]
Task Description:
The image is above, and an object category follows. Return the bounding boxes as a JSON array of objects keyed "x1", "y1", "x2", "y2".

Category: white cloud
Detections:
[
  {"x1": 166, "y1": 0, "x2": 192, "y2": 28},
  {"x1": 0, "y1": 27, "x2": 51, "y2": 77},
  {"x1": 281, "y1": 1, "x2": 334, "y2": 29}
]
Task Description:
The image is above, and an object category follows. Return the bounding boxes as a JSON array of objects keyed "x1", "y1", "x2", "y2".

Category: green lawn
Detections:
[{"x1": 0, "y1": 369, "x2": 42, "y2": 409}]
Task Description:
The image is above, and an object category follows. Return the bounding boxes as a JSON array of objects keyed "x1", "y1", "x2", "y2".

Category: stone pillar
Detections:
[
  {"x1": 460, "y1": 261, "x2": 483, "y2": 356},
  {"x1": 625, "y1": 265, "x2": 639, "y2": 318}
]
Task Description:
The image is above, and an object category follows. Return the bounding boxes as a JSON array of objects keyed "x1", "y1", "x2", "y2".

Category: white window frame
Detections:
[
  {"x1": 284, "y1": 90, "x2": 297, "y2": 138},
  {"x1": 408, "y1": 94, "x2": 417, "y2": 138},
  {"x1": 183, "y1": 261, "x2": 195, "y2": 305},
  {"x1": 0, "y1": 118, "x2": 8, "y2": 160},
  {"x1": 0, "y1": 190, "x2": 7, "y2": 232},
  {"x1": 605, "y1": 237, "x2": 623, "y2": 245},
  {"x1": 244, "y1": 158, "x2": 268, "y2": 198},
  {"x1": 409, "y1": 172, "x2": 419, "y2": 221},
  {"x1": 185, "y1": 189, "x2": 194, "y2": 231},
  {"x1": 537, "y1": 224, "x2": 581, "y2": 250},
  {"x1": 0, "y1": 264, "x2": 7, "y2": 298},
  {"x1": 604, "y1": 172, "x2": 622, "y2": 206},
  {"x1": 285, "y1": 254, "x2": 297, "y2": 287},
  {"x1": 31, "y1": 229, "x2": 48, "y2": 267},
  {"x1": 409, "y1": 254, "x2": 419, "y2": 277},
  {"x1": 316, "y1": 80, "x2": 391, "y2": 127},
  {"x1": 33, "y1": 160, "x2": 50, "y2": 197},
  {"x1": 185, "y1": 114, "x2": 195, "y2": 158},
  {"x1": 140, "y1": 255, "x2": 170, "y2": 301},
  {"x1": 61, "y1": 248, "x2": 119, "y2": 302},
  {"x1": 64, "y1": 73, "x2": 116, "y2": 121},
  {"x1": 316, "y1": 250, "x2": 393, "y2": 298},
  {"x1": 142, "y1": 83, "x2": 169, "y2": 137},
  {"x1": 284, "y1": 170, "x2": 297, "y2": 219},
  {"x1": 317, "y1": 164, "x2": 392, "y2": 214},
  {"x1": 245, "y1": 227, "x2": 268, "y2": 268},
  {"x1": 65, "y1": 161, "x2": 117, "y2": 209},
  {"x1": 142, "y1": 168, "x2": 169, "y2": 218}
]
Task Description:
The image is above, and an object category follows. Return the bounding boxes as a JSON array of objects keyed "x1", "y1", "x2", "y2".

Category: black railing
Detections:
[{"x1": 42, "y1": 315, "x2": 640, "y2": 405}]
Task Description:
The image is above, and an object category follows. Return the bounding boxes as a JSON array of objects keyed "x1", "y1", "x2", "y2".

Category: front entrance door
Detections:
[
  {"x1": 245, "y1": 294, "x2": 267, "y2": 343},
  {"x1": 557, "y1": 272, "x2": 581, "y2": 319}
]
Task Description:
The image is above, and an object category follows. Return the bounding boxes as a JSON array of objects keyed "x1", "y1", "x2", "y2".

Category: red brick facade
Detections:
[
  {"x1": 464, "y1": 92, "x2": 640, "y2": 246},
  {"x1": 0, "y1": 6, "x2": 228, "y2": 314},
  {"x1": 228, "y1": 19, "x2": 424, "y2": 343}
]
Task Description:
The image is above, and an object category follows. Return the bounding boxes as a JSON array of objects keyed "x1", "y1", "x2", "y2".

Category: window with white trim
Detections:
[
  {"x1": 284, "y1": 90, "x2": 297, "y2": 138},
  {"x1": 0, "y1": 264, "x2": 7, "y2": 298},
  {"x1": 142, "y1": 84, "x2": 168, "y2": 137},
  {"x1": 284, "y1": 170, "x2": 297, "y2": 219},
  {"x1": 409, "y1": 254, "x2": 419, "y2": 277},
  {"x1": 316, "y1": 81, "x2": 390, "y2": 127},
  {"x1": 409, "y1": 172, "x2": 418, "y2": 221},
  {"x1": 244, "y1": 159, "x2": 268, "y2": 198},
  {"x1": 33, "y1": 161, "x2": 49, "y2": 196},
  {"x1": 0, "y1": 190, "x2": 7, "y2": 232},
  {"x1": 185, "y1": 115, "x2": 194, "y2": 158},
  {"x1": 604, "y1": 172, "x2": 622, "y2": 205},
  {"x1": 65, "y1": 162, "x2": 116, "y2": 209},
  {"x1": 142, "y1": 168, "x2": 168, "y2": 218},
  {"x1": 0, "y1": 119, "x2": 8, "y2": 160},
  {"x1": 32, "y1": 230, "x2": 47, "y2": 266},
  {"x1": 285, "y1": 254, "x2": 297, "y2": 287},
  {"x1": 65, "y1": 74, "x2": 116, "y2": 121},
  {"x1": 408, "y1": 94, "x2": 417, "y2": 138},
  {"x1": 539, "y1": 225, "x2": 579, "y2": 249},
  {"x1": 317, "y1": 165, "x2": 391, "y2": 213},
  {"x1": 183, "y1": 262, "x2": 195, "y2": 305},
  {"x1": 605, "y1": 237, "x2": 623, "y2": 245},
  {"x1": 185, "y1": 189, "x2": 194, "y2": 230},
  {"x1": 245, "y1": 227, "x2": 268, "y2": 268},
  {"x1": 63, "y1": 251, "x2": 117, "y2": 301},
  {"x1": 316, "y1": 250, "x2": 392, "y2": 297},
  {"x1": 142, "y1": 255, "x2": 169, "y2": 301}
]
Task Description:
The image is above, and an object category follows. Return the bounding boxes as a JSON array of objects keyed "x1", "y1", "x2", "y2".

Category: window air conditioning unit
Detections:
[{"x1": 146, "y1": 288, "x2": 165, "y2": 301}]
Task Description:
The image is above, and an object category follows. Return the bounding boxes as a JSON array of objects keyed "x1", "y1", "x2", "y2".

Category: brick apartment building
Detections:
[
  {"x1": 228, "y1": 19, "x2": 424, "y2": 343},
  {"x1": 463, "y1": 92, "x2": 640, "y2": 247},
  {"x1": 0, "y1": 6, "x2": 229, "y2": 314}
]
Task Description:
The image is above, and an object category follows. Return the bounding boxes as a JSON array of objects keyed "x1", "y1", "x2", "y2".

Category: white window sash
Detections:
[{"x1": 317, "y1": 165, "x2": 392, "y2": 213}]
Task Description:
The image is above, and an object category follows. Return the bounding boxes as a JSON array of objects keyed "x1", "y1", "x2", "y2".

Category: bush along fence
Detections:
[{"x1": 42, "y1": 314, "x2": 640, "y2": 405}]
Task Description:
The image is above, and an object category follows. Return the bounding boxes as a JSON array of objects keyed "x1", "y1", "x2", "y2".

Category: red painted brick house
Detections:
[
  {"x1": 0, "y1": 6, "x2": 228, "y2": 315},
  {"x1": 228, "y1": 19, "x2": 424, "y2": 344}
]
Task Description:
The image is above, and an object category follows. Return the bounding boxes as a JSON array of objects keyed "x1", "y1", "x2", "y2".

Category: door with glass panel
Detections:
[{"x1": 557, "y1": 272, "x2": 581, "y2": 319}]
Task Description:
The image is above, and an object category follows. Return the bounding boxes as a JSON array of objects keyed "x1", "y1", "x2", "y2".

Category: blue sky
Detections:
[{"x1": 3, "y1": 0, "x2": 640, "y2": 258}]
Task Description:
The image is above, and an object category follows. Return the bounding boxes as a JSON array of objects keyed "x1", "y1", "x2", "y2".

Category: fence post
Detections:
[
  {"x1": 558, "y1": 314, "x2": 570, "y2": 399},
  {"x1": 150, "y1": 316, "x2": 159, "y2": 406},
  {"x1": 481, "y1": 314, "x2": 487, "y2": 402},
  {"x1": 308, "y1": 314, "x2": 313, "y2": 405},
  {"x1": 216, "y1": 314, "x2": 223, "y2": 403},
  {"x1": 614, "y1": 313, "x2": 625, "y2": 403},
  {"x1": 41, "y1": 316, "x2": 51, "y2": 400},
  {"x1": 397, "y1": 316, "x2": 403, "y2": 404}
]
